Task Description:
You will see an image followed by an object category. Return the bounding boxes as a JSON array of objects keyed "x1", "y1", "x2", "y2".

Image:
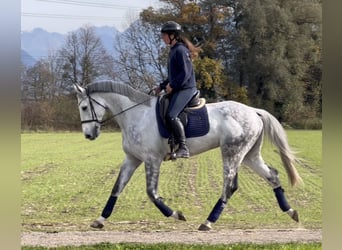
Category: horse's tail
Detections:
[{"x1": 255, "y1": 108, "x2": 303, "y2": 187}]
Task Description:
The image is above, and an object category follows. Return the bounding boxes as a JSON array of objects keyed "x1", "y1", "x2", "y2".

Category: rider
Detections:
[{"x1": 155, "y1": 21, "x2": 201, "y2": 158}]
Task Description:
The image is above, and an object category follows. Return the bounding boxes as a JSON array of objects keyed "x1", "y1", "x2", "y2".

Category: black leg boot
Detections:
[{"x1": 170, "y1": 117, "x2": 190, "y2": 158}]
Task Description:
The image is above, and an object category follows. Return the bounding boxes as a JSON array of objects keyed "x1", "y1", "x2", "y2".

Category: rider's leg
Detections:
[
  {"x1": 169, "y1": 117, "x2": 189, "y2": 158},
  {"x1": 166, "y1": 89, "x2": 196, "y2": 158}
]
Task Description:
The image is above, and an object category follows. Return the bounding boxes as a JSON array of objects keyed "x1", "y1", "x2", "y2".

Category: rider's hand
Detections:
[
  {"x1": 166, "y1": 83, "x2": 173, "y2": 94},
  {"x1": 153, "y1": 86, "x2": 162, "y2": 95}
]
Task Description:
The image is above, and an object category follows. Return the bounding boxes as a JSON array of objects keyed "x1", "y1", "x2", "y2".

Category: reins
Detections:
[{"x1": 101, "y1": 97, "x2": 152, "y2": 125}]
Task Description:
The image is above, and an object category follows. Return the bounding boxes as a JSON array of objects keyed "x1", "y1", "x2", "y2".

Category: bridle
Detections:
[
  {"x1": 79, "y1": 90, "x2": 153, "y2": 126},
  {"x1": 78, "y1": 94, "x2": 107, "y2": 125}
]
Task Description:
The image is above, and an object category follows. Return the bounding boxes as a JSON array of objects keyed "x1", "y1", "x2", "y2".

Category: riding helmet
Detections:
[{"x1": 161, "y1": 21, "x2": 182, "y2": 35}]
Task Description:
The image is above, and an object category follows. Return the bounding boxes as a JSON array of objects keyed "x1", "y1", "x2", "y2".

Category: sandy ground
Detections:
[{"x1": 21, "y1": 228, "x2": 322, "y2": 247}]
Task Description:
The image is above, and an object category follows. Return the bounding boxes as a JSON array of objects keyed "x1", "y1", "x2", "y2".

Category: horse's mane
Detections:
[{"x1": 86, "y1": 80, "x2": 152, "y2": 106}]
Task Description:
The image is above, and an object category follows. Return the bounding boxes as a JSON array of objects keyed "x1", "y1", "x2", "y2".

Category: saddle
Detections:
[
  {"x1": 156, "y1": 91, "x2": 210, "y2": 140},
  {"x1": 156, "y1": 91, "x2": 210, "y2": 161}
]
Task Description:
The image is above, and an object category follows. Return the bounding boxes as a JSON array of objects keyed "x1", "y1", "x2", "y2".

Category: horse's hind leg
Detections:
[
  {"x1": 243, "y1": 148, "x2": 299, "y2": 223},
  {"x1": 91, "y1": 155, "x2": 142, "y2": 229}
]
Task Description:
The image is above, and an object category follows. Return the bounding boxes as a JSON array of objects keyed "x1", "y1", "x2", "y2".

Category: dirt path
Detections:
[{"x1": 21, "y1": 229, "x2": 321, "y2": 247}]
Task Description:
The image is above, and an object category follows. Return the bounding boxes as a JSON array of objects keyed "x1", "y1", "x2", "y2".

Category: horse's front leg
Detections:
[
  {"x1": 144, "y1": 158, "x2": 186, "y2": 221},
  {"x1": 91, "y1": 155, "x2": 142, "y2": 229},
  {"x1": 199, "y1": 153, "x2": 240, "y2": 231}
]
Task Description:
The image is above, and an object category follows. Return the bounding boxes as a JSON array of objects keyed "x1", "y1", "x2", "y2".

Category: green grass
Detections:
[
  {"x1": 22, "y1": 242, "x2": 322, "y2": 250},
  {"x1": 21, "y1": 130, "x2": 322, "y2": 233}
]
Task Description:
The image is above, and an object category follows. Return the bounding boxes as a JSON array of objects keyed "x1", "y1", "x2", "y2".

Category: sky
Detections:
[{"x1": 21, "y1": 0, "x2": 161, "y2": 34}]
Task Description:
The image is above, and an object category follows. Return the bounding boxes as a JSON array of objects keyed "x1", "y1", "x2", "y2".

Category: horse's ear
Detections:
[{"x1": 73, "y1": 82, "x2": 86, "y2": 95}]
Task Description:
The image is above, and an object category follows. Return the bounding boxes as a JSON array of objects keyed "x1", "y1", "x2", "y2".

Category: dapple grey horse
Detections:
[{"x1": 74, "y1": 80, "x2": 302, "y2": 231}]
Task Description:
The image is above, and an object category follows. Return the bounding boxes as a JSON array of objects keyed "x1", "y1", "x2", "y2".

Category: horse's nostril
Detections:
[{"x1": 85, "y1": 133, "x2": 96, "y2": 140}]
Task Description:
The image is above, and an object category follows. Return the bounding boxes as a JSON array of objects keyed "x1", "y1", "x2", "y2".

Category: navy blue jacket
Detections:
[{"x1": 165, "y1": 42, "x2": 196, "y2": 92}]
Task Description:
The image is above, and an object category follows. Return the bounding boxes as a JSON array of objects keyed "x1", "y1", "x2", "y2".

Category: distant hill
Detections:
[
  {"x1": 21, "y1": 26, "x2": 120, "y2": 66},
  {"x1": 21, "y1": 28, "x2": 66, "y2": 61},
  {"x1": 21, "y1": 49, "x2": 37, "y2": 67},
  {"x1": 94, "y1": 26, "x2": 120, "y2": 55}
]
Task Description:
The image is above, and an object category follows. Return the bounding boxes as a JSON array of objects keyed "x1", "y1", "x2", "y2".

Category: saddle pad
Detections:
[{"x1": 156, "y1": 102, "x2": 210, "y2": 139}]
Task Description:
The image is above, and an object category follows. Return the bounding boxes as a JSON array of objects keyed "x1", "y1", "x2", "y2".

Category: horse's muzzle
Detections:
[{"x1": 83, "y1": 123, "x2": 100, "y2": 140}]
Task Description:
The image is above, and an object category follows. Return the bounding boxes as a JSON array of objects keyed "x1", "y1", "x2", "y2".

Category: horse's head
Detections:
[{"x1": 74, "y1": 83, "x2": 107, "y2": 140}]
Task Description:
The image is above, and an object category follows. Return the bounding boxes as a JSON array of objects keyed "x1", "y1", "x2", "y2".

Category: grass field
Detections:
[{"x1": 21, "y1": 130, "x2": 322, "y2": 248}]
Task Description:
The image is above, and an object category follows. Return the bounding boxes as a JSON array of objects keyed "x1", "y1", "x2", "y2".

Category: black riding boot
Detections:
[{"x1": 170, "y1": 117, "x2": 190, "y2": 158}]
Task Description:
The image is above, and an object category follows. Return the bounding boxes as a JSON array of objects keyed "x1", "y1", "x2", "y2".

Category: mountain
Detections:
[
  {"x1": 94, "y1": 26, "x2": 120, "y2": 55},
  {"x1": 21, "y1": 26, "x2": 120, "y2": 66},
  {"x1": 21, "y1": 49, "x2": 37, "y2": 67},
  {"x1": 21, "y1": 28, "x2": 66, "y2": 61}
]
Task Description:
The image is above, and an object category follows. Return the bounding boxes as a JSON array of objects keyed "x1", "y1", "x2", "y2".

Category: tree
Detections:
[
  {"x1": 112, "y1": 20, "x2": 166, "y2": 91},
  {"x1": 21, "y1": 60, "x2": 53, "y2": 101},
  {"x1": 223, "y1": 0, "x2": 322, "y2": 122},
  {"x1": 141, "y1": 1, "x2": 229, "y2": 100},
  {"x1": 21, "y1": 0, "x2": 322, "y2": 130},
  {"x1": 59, "y1": 25, "x2": 115, "y2": 86}
]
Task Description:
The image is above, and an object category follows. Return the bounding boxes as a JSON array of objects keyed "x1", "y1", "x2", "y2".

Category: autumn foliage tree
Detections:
[
  {"x1": 141, "y1": 0, "x2": 322, "y2": 127},
  {"x1": 141, "y1": 1, "x2": 230, "y2": 101}
]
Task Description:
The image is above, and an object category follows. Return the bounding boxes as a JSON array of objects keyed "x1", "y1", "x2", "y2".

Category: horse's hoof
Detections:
[
  {"x1": 176, "y1": 211, "x2": 186, "y2": 221},
  {"x1": 291, "y1": 210, "x2": 299, "y2": 222},
  {"x1": 90, "y1": 220, "x2": 104, "y2": 229},
  {"x1": 198, "y1": 223, "x2": 211, "y2": 231}
]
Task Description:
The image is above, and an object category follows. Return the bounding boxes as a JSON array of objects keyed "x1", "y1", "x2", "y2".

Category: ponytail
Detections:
[{"x1": 178, "y1": 37, "x2": 202, "y2": 61}]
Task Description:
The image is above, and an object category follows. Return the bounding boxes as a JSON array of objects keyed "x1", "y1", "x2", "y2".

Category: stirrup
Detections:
[{"x1": 163, "y1": 151, "x2": 177, "y2": 161}]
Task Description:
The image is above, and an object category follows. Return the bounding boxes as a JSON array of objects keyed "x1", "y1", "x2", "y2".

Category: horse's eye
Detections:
[{"x1": 81, "y1": 106, "x2": 87, "y2": 111}]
